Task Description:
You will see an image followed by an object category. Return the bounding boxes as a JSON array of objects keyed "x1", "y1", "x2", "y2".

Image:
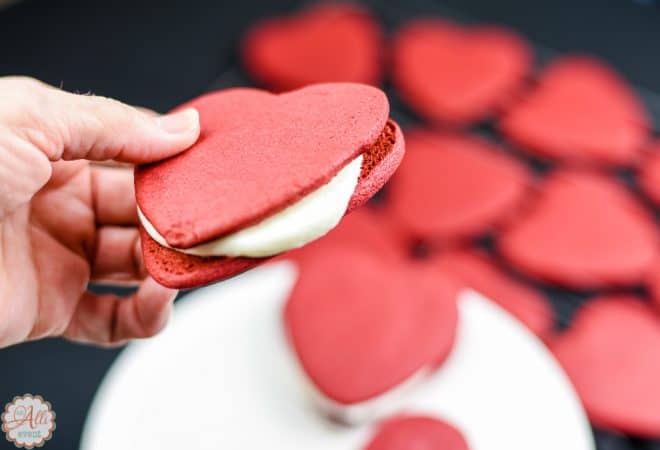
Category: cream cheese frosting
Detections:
[{"x1": 138, "y1": 155, "x2": 363, "y2": 258}]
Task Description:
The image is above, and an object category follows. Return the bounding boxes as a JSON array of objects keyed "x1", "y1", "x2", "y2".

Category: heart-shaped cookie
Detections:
[
  {"x1": 639, "y1": 142, "x2": 660, "y2": 206},
  {"x1": 498, "y1": 171, "x2": 658, "y2": 288},
  {"x1": 284, "y1": 245, "x2": 459, "y2": 422},
  {"x1": 363, "y1": 415, "x2": 470, "y2": 450},
  {"x1": 387, "y1": 131, "x2": 529, "y2": 243},
  {"x1": 242, "y1": 4, "x2": 383, "y2": 92},
  {"x1": 550, "y1": 296, "x2": 660, "y2": 437},
  {"x1": 500, "y1": 56, "x2": 650, "y2": 166},
  {"x1": 434, "y1": 250, "x2": 554, "y2": 338},
  {"x1": 392, "y1": 19, "x2": 531, "y2": 126},
  {"x1": 136, "y1": 83, "x2": 404, "y2": 288}
]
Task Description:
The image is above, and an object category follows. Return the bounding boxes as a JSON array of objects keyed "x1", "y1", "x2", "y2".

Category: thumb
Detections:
[{"x1": 11, "y1": 78, "x2": 200, "y2": 164}]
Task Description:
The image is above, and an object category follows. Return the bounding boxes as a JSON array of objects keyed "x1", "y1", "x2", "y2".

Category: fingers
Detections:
[
  {"x1": 63, "y1": 277, "x2": 177, "y2": 346},
  {"x1": 1, "y1": 76, "x2": 200, "y2": 165},
  {"x1": 91, "y1": 165, "x2": 138, "y2": 226},
  {"x1": 61, "y1": 93, "x2": 200, "y2": 163},
  {"x1": 91, "y1": 226, "x2": 145, "y2": 283},
  {"x1": 89, "y1": 166, "x2": 147, "y2": 283}
]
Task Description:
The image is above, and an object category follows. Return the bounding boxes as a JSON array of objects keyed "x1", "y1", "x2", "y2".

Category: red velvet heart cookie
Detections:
[
  {"x1": 434, "y1": 250, "x2": 553, "y2": 338},
  {"x1": 135, "y1": 83, "x2": 405, "y2": 289},
  {"x1": 498, "y1": 171, "x2": 658, "y2": 288},
  {"x1": 363, "y1": 415, "x2": 470, "y2": 450},
  {"x1": 242, "y1": 4, "x2": 383, "y2": 91},
  {"x1": 284, "y1": 245, "x2": 459, "y2": 421},
  {"x1": 638, "y1": 142, "x2": 660, "y2": 206},
  {"x1": 550, "y1": 296, "x2": 660, "y2": 437},
  {"x1": 500, "y1": 56, "x2": 650, "y2": 166},
  {"x1": 387, "y1": 131, "x2": 529, "y2": 243},
  {"x1": 392, "y1": 19, "x2": 531, "y2": 126}
]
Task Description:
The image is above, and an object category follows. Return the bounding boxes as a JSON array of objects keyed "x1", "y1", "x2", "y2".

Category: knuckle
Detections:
[
  {"x1": 61, "y1": 110, "x2": 104, "y2": 160},
  {"x1": 72, "y1": 95, "x2": 141, "y2": 160}
]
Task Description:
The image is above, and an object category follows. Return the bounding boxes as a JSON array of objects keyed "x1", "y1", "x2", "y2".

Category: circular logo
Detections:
[{"x1": 2, "y1": 395, "x2": 56, "y2": 448}]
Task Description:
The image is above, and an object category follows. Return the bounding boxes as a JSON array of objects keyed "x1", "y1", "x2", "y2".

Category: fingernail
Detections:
[{"x1": 157, "y1": 108, "x2": 199, "y2": 134}]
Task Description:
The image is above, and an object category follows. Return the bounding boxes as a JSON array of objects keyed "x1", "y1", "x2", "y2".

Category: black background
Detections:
[{"x1": 0, "y1": 1, "x2": 659, "y2": 449}]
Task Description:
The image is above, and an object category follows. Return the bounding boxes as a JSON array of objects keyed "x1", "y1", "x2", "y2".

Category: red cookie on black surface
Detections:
[
  {"x1": 284, "y1": 245, "x2": 460, "y2": 423},
  {"x1": 392, "y1": 19, "x2": 531, "y2": 126},
  {"x1": 434, "y1": 250, "x2": 554, "y2": 339},
  {"x1": 638, "y1": 142, "x2": 660, "y2": 206},
  {"x1": 241, "y1": 4, "x2": 383, "y2": 92},
  {"x1": 500, "y1": 56, "x2": 650, "y2": 166},
  {"x1": 135, "y1": 83, "x2": 405, "y2": 289},
  {"x1": 387, "y1": 131, "x2": 529, "y2": 244},
  {"x1": 498, "y1": 171, "x2": 658, "y2": 289},
  {"x1": 550, "y1": 296, "x2": 660, "y2": 437},
  {"x1": 363, "y1": 415, "x2": 470, "y2": 450}
]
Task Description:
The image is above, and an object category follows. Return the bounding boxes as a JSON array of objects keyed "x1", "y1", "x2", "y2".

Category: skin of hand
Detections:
[{"x1": 0, "y1": 76, "x2": 200, "y2": 348}]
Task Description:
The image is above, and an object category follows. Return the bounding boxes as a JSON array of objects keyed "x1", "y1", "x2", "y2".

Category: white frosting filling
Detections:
[{"x1": 138, "y1": 155, "x2": 363, "y2": 258}]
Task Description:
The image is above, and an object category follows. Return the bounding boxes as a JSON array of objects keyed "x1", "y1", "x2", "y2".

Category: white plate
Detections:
[{"x1": 81, "y1": 261, "x2": 594, "y2": 450}]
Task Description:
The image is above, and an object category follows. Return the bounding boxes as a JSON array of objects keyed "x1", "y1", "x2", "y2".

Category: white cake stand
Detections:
[{"x1": 81, "y1": 261, "x2": 594, "y2": 450}]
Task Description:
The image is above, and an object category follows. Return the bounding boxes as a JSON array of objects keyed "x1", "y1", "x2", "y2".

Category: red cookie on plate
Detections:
[
  {"x1": 500, "y1": 56, "x2": 650, "y2": 166},
  {"x1": 498, "y1": 171, "x2": 658, "y2": 289},
  {"x1": 638, "y1": 142, "x2": 660, "y2": 206},
  {"x1": 242, "y1": 4, "x2": 383, "y2": 91},
  {"x1": 550, "y1": 296, "x2": 660, "y2": 437},
  {"x1": 363, "y1": 415, "x2": 470, "y2": 450},
  {"x1": 387, "y1": 131, "x2": 529, "y2": 244},
  {"x1": 135, "y1": 83, "x2": 404, "y2": 289},
  {"x1": 434, "y1": 249, "x2": 554, "y2": 339},
  {"x1": 284, "y1": 245, "x2": 460, "y2": 423},
  {"x1": 392, "y1": 19, "x2": 531, "y2": 126}
]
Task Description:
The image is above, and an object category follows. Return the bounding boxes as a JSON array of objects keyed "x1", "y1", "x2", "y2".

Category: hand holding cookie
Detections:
[{"x1": 0, "y1": 76, "x2": 200, "y2": 348}]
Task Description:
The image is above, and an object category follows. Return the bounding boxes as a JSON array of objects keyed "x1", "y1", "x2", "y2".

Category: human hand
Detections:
[{"x1": 0, "y1": 76, "x2": 200, "y2": 348}]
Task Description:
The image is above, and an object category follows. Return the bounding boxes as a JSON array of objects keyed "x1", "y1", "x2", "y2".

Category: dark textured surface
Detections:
[{"x1": 0, "y1": 1, "x2": 659, "y2": 449}]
